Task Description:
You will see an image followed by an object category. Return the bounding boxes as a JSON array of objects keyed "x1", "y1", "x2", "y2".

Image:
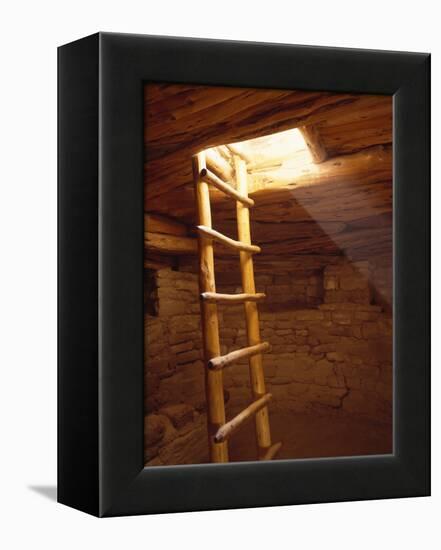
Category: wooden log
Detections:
[
  {"x1": 214, "y1": 393, "x2": 273, "y2": 443},
  {"x1": 144, "y1": 213, "x2": 189, "y2": 236},
  {"x1": 217, "y1": 145, "x2": 232, "y2": 162},
  {"x1": 299, "y1": 125, "x2": 328, "y2": 163},
  {"x1": 200, "y1": 168, "x2": 255, "y2": 207},
  {"x1": 261, "y1": 441, "x2": 282, "y2": 461},
  {"x1": 144, "y1": 252, "x2": 174, "y2": 270},
  {"x1": 249, "y1": 145, "x2": 392, "y2": 192},
  {"x1": 193, "y1": 152, "x2": 228, "y2": 463},
  {"x1": 147, "y1": 85, "x2": 245, "y2": 124},
  {"x1": 208, "y1": 342, "x2": 270, "y2": 371},
  {"x1": 145, "y1": 145, "x2": 392, "y2": 228},
  {"x1": 146, "y1": 87, "x2": 359, "y2": 160},
  {"x1": 205, "y1": 148, "x2": 234, "y2": 182},
  {"x1": 197, "y1": 225, "x2": 261, "y2": 254},
  {"x1": 145, "y1": 83, "x2": 391, "y2": 202},
  {"x1": 225, "y1": 143, "x2": 252, "y2": 164},
  {"x1": 145, "y1": 232, "x2": 197, "y2": 255},
  {"x1": 235, "y1": 155, "x2": 273, "y2": 454},
  {"x1": 201, "y1": 292, "x2": 266, "y2": 303}
]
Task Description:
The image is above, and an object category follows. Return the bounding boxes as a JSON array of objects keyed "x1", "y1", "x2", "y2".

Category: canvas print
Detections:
[{"x1": 144, "y1": 83, "x2": 393, "y2": 466}]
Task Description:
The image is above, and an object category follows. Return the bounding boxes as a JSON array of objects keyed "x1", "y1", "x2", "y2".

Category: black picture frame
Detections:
[{"x1": 58, "y1": 32, "x2": 430, "y2": 517}]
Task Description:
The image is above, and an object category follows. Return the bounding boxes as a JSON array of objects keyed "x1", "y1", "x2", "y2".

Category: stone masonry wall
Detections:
[
  {"x1": 218, "y1": 261, "x2": 392, "y2": 421},
  {"x1": 144, "y1": 268, "x2": 207, "y2": 466},
  {"x1": 144, "y1": 260, "x2": 392, "y2": 466}
]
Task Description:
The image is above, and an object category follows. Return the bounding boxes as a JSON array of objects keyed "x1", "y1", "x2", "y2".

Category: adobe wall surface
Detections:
[{"x1": 144, "y1": 260, "x2": 392, "y2": 466}]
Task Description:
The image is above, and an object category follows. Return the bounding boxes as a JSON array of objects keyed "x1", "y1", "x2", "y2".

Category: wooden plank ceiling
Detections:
[{"x1": 144, "y1": 83, "x2": 392, "y2": 269}]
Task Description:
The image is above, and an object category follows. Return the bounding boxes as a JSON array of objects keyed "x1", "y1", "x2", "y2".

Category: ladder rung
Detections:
[
  {"x1": 200, "y1": 168, "x2": 254, "y2": 207},
  {"x1": 214, "y1": 393, "x2": 272, "y2": 443},
  {"x1": 260, "y1": 441, "x2": 282, "y2": 461},
  {"x1": 201, "y1": 292, "x2": 266, "y2": 304},
  {"x1": 197, "y1": 225, "x2": 261, "y2": 254},
  {"x1": 208, "y1": 342, "x2": 270, "y2": 370}
]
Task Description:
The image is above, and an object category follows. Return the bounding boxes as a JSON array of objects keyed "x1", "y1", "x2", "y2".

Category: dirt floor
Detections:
[{"x1": 228, "y1": 412, "x2": 393, "y2": 462}]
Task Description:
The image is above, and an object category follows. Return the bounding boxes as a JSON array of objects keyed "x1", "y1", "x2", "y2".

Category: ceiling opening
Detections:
[{"x1": 202, "y1": 127, "x2": 321, "y2": 195}]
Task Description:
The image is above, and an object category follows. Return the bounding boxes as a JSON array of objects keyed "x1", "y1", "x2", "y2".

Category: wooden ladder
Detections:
[{"x1": 192, "y1": 150, "x2": 282, "y2": 463}]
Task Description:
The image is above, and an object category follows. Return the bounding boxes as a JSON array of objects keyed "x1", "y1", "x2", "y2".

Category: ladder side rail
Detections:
[
  {"x1": 193, "y1": 152, "x2": 229, "y2": 463},
  {"x1": 234, "y1": 155, "x2": 274, "y2": 460}
]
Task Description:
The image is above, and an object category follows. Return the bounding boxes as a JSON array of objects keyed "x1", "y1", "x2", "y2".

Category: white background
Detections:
[{"x1": 0, "y1": 1, "x2": 439, "y2": 548}]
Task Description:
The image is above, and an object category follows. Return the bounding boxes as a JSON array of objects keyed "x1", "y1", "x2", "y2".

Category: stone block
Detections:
[
  {"x1": 325, "y1": 288, "x2": 372, "y2": 304},
  {"x1": 169, "y1": 331, "x2": 195, "y2": 345},
  {"x1": 308, "y1": 385, "x2": 347, "y2": 408},
  {"x1": 260, "y1": 312, "x2": 276, "y2": 322},
  {"x1": 149, "y1": 358, "x2": 175, "y2": 379},
  {"x1": 219, "y1": 328, "x2": 237, "y2": 339},
  {"x1": 174, "y1": 278, "x2": 199, "y2": 292},
  {"x1": 157, "y1": 416, "x2": 208, "y2": 465},
  {"x1": 296, "y1": 345, "x2": 311, "y2": 353},
  {"x1": 274, "y1": 320, "x2": 293, "y2": 329},
  {"x1": 308, "y1": 325, "x2": 338, "y2": 344},
  {"x1": 326, "y1": 351, "x2": 345, "y2": 362},
  {"x1": 339, "y1": 275, "x2": 368, "y2": 291},
  {"x1": 180, "y1": 360, "x2": 204, "y2": 380},
  {"x1": 275, "y1": 329, "x2": 292, "y2": 336},
  {"x1": 378, "y1": 318, "x2": 393, "y2": 336},
  {"x1": 146, "y1": 341, "x2": 167, "y2": 357},
  {"x1": 329, "y1": 326, "x2": 352, "y2": 337},
  {"x1": 159, "y1": 403, "x2": 194, "y2": 429},
  {"x1": 169, "y1": 314, "x2": 200, "y2": 333},
  {"x1": 144, "y1": 414, "x2": 168, "y2": 445},
  {"x1": 362, "y1": 322, "x2": 379, "y2": 339},
  {"x1": 312, "y1": 343, "x2": 336, "y2": 354},
  {"x1": 355, "y1": 311, "x2": 379, "y2": 321},
  {"x1": 324, "y1": 276, "x2": 338, "y2": 290},
  {"x1": 295, "y1": 310, "x2": 325, "y2": 321},
  {"x1": 332, "y1": 310, "x2": 353, "y2": 325},
  {"x1": 271, "y1": 376, "x2": 292, "y2": 385},
  {"x1": 255, "y1": 274, "x2": 274, "y2": 285},
  {"x1": 313, "y1": 358, "x2": 334, "y2": 386},
  {"x1": 175, "y1": 349, "x2": 201, "y2": 365},
  {"x1": 170, "y1": 340, "x2": 194, "y2": 355},
  {"x1": 266, "y1": 284, "x2": 291, "y2": 295},
  {"x1": 263, "y1": 362, "x2": 277, "y2": 378},
  {"x1": 327, "y1": 371, "x2": 346, "y2": 388}
]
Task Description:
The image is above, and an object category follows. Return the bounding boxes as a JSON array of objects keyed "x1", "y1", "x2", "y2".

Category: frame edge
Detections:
[{"x1": 57, "y1": 33, "x2": 101, "y2": 516}]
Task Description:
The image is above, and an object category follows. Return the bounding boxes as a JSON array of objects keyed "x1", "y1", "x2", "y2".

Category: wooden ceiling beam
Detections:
[{"x1": 298, "y1": 125, "x2": 328, "y2": 163}]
